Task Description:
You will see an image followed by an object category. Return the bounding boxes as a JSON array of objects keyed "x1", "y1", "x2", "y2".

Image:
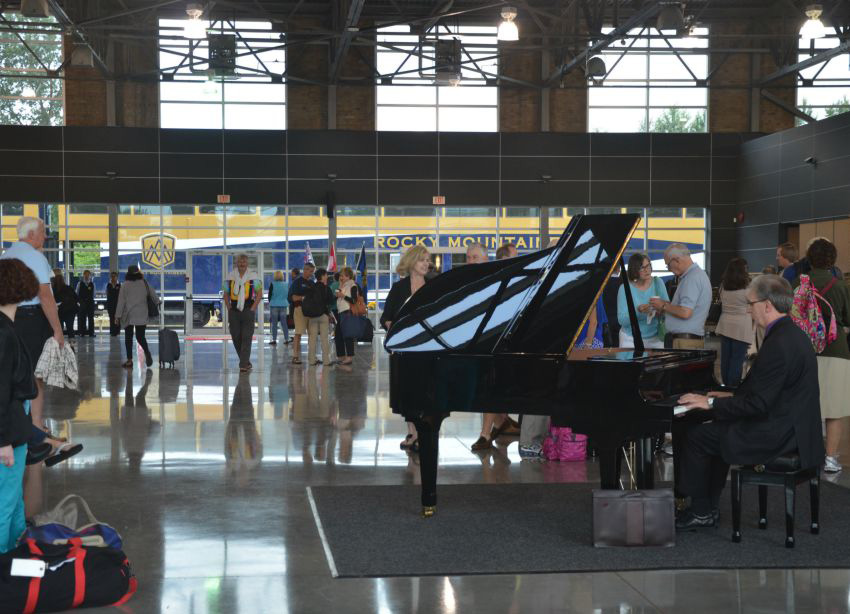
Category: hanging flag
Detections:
[
  {"x1": 304, "y1": 242, "x2": 314, "y2": 265},
  {"x1": 355, "y1": 242, "x2": 367, "y2": 304},
  {"x1": 328, "y1": 242, "x2": 338, "y2": 272}
]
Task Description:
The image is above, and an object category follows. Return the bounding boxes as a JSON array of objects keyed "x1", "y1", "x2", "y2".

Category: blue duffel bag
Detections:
[{"x1": 21, "y1": 494, "x2": 123, "y2": 550}]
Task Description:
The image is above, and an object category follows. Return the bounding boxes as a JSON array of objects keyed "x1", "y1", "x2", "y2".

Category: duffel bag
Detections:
[
  {"x1": 23, "y1": 494, "x2": 122, "y2": 550},
  {"x1": 0, "y1": 538, "x2": 137, "y2": 613}
]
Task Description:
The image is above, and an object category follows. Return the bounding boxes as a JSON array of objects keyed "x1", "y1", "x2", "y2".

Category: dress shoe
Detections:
[
  {"x1": 471, "y1": 436, "x2": 492, "y2": 451},
  {"x1": 675, "y1": 510, "x2": 716, "y2": 530}
]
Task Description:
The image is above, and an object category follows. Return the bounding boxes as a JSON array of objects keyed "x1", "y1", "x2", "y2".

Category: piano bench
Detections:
[{"x1": 730, "y1": 454, "x2": 820, "y2": 549}]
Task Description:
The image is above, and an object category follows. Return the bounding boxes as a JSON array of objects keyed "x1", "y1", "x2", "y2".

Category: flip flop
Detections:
[
  {"x1": 44, "y1": 443, "x2": 83, "y2": 467},
  {"x1": 41, "y1": 427, "x2": 67, "y2": 443}
]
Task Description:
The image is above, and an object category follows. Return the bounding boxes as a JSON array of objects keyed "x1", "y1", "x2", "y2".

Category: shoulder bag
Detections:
[{"x1": 142, "y1": 280, "x2": 159, "y2": 318}]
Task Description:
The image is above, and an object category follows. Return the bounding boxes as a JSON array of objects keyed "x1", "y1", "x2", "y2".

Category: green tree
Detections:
[
  {"x1": 798, "y1": 96, "x2": 849, "y2": 125},
  {"x1": 639, "y1": 107, "x2": 706, "y2": 133},
  {"x1": 0, "y1": 14, "x2": 63, "y2": 125}
]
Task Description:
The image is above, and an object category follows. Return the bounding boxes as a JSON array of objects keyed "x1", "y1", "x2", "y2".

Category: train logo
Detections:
[{"x1": 141, "y1": 233, "x2": 177, "y2": 269}]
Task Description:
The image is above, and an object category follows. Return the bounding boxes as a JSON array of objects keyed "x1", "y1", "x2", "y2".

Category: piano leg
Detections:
[
  {"x1": 597, "y1": 443, "x2": 622, "y2": 489},
  {"x1": 411, "y1": 414, "x2": 447, "y2": 517}
]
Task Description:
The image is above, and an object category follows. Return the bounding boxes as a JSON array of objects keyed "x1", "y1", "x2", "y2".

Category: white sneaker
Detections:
[{"x1": 824, "y1": 456, "x2": 842, "y2": 473}]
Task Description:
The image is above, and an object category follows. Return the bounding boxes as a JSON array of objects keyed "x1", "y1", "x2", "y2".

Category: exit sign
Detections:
[
  {"x1": 217, "y1": 194, "x2": 231, "y2": 204},
  {"x1": 432, "y1": 195, "x2": 445, "y2": 205}
]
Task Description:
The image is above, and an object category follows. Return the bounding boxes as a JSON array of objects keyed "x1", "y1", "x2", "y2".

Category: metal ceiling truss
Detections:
[{"x1": 1, "y1": 0, "x2": 849, "y2": 99}]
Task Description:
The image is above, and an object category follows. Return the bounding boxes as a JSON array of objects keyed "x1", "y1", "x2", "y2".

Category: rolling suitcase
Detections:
[{"x1": 158, "y1": 328, "x2": 180, "y2": 368}]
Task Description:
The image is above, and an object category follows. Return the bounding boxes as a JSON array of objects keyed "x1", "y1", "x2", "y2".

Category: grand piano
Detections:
[{"x1": 384, "y1": 214, "x2": 716, "y2": 517}]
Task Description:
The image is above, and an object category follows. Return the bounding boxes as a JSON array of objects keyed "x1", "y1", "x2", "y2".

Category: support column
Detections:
[
  {"x1": 108, "y1": 204, "x2": 119, "y2": 273},
  {"x1": 328, "y1": 85, "x2": 337, "y2": 130},
  {"x1": 540, "y1": 206, "x2": 550, "y2": 247}
]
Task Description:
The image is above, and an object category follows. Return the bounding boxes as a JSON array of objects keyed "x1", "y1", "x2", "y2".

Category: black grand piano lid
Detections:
[{"x1": 384, "y1": 213, "x2": 641, "y2": 356}]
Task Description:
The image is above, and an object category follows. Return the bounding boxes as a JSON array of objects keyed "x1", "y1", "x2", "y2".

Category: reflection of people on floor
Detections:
[
  {"x1": 268, "y1": 354, "x2": 289, "y2": 420},
  {"x1": 121, "y1": 368, "x2": 156, "y2": 472},
  {"x1": 335, "y1": 365, "x2": 366, "y2": 464},
  {"x1": 225, "y1": 373, "x2": 263, "y2": 475},
  {"x1": 290, "y1": 367, "x2": 336, "y2": 465}
]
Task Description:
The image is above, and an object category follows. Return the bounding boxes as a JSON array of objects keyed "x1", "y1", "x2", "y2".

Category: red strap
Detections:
[
  {"x1": 24, "y1": 539, "x2": 44, "y2": 614},
  {"x1": 821, "y1": 277, "x2": 838, "y2": 295},
  {"x1": 110, "y1": 571, "x2": 138, "y2": 607},
  {"x1": 69, "y1": 537, "x2": 87, "y2": 608}
]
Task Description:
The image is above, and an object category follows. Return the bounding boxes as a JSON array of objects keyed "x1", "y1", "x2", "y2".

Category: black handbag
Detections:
[
  {"x1": 592, "y1": 489, "x2": 675, "y2": 547},
  {"x1": 143, "y1": 280, "x2": 159, "y2": 318}
]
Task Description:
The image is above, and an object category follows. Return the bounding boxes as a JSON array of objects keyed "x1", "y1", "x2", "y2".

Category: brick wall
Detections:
[
  {"x1": 336, "y1": 32, "x2": 375, "y2": 130},
  {"x1": 287, "y1": 18, "x2": 329, "y2": 130},
  {"x1": 499, "y1": 45, "x2": 541, "y2": 132},
  {"x1": 63, "y1": 38, "x2": 107, "y2": 127}
]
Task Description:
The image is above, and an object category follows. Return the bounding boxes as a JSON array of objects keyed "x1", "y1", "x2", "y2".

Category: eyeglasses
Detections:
[
  {"x1": 639, "y1": 264, "x2": 652, "y2": 271},
  {"x1": 746, "y1": 298, "x2": 766, "y2": 306},
  {"x1": 664, "y1": 257, "x2": 678, "y2": 269}
]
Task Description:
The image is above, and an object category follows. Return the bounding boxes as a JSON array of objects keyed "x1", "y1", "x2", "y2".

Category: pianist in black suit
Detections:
[
  {"x1": 676, "y1": 274, "x2": 824, "y2": 529},
  {"x1": 380, "y1": 245, "x2": 431, "y2": 451}
]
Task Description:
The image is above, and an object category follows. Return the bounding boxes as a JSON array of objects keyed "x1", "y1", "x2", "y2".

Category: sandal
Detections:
[
  {"x1": 26, "y1": 442, "x2": 53, "y2": 465},
  {"x1": 40, "y1": 426, "x2": 67, "y2": 443},
  {"x1": 400, "y1": 434, "x2": 414, "y2": 449},
  {"x1": 44, "y1": 442, "x2": 84, "y2": 467},
  {"x1": 410, "y1": 439, "x2": 419, "y2": 453}
]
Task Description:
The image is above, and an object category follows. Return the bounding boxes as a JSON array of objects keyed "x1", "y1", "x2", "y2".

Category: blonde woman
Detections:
[{"x1": 381, "y1": 245, "x2": 431, "y2": 451}]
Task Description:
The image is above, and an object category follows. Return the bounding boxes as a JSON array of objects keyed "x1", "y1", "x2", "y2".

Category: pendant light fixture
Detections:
[
  {"x1": 498, "y1": 7, "x2": 519, "y2": 42},
  {"x1": 800, "y1": 4, "x2": 826, "y2": 40},
  {"x1": 184, "y1": 3, "x2": 207, "y2": 39}
]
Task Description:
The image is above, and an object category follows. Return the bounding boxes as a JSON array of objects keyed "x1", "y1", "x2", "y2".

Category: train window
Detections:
[
  {"x1": 337, "y1": 206, "x2": 376, "y2": 217},
  {"x1": 548, "y1": 208, "x2": 563, "y2": 217},
  {"x1": 0, "y1": 204, "x2": 24, "y2": 215},
  {"x1": 288, "y1": 206, "x2": 322, "y2": 216},
  {"x1": 566, "y1": 208, "x2": 585, "y2": 217},
  {"x1": 504, "y1": 207, "x2": 538, "y2": 217},
  {"x1": 685, "y1": 208, "x2": 704, "y2": 218},
  {"x1": 69, "y1": 204, "x2": 107, "y2": 214},
  {"x1": 260, "y1": 206, "x2": 286, "y2": 216},
  {"x1": 199, "y1": 206, "x2": 255, "y2": 215},
  {"x1": 444, "y1": 207, "x2": 497, "y2": 217},
  {"x1": 383, "y1": 207, "x2": 434, "y2": 217},
  {"x1": 647, "y1": 208, "x2": 682, "y2": 218}
]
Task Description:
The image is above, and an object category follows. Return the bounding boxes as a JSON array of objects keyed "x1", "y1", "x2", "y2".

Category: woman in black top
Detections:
[
  {"x1": 380, "y1": 245, "x2": 432, "y2": 451},
  {"x1": 0, "y1": 259, "x2": 40, "y2": 553}
]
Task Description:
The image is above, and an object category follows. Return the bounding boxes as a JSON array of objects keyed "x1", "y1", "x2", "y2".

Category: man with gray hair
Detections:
[
  {"x1": 675, "y1": 275, "x2": 824, "y2": 529},
  {"x1": 649, "y1": 243, "x2": 712, "y2": 349},
  {"x1": 0, "y1": 216, "x2": 64, "y2": 432},
  {"x1": 465, "y1": 242, "x2": 488, "y2": 265},
  {"x1": 222, "y1": 254, "x2": 262, "y2": 372}
]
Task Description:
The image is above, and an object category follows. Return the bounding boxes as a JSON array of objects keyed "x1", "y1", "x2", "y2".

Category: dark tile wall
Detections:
[
  {"x1": 0, "y1": 126, "x2": 747, "y2": 279},
  {"x1": 734, "y1": 112, "x2": 850, "y2": 272}
]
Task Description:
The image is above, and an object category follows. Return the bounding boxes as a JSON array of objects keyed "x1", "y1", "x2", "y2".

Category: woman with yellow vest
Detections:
[{"x1": 222, "y1": 254, "x2": 262, "y2": 372}]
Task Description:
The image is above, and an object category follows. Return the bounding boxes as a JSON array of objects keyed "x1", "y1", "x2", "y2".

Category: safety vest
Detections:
[{"x1": 228, "y1": 279, "x2": 256, "y2": 303}]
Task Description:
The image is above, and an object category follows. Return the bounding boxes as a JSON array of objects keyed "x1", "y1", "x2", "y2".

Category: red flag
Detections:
[{"x1": 328, "y1": 242, "x2": 338, "y2": 272}]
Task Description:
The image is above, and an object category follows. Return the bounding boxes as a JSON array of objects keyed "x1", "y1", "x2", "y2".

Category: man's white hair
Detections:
[
  {"x1": 16, "y1": 216, "x2": 42, "y2": 239},
  {"x1": 466, "y1": 242, "x2": 486, "y2": 256},
  {"x1": 664, "y1": 243, "x2": 690, "y2": 259}
]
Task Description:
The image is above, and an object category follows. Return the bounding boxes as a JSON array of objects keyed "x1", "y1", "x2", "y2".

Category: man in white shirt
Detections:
[{"x1": 0, "y1": 217, "x2": 64, "y2": 430}]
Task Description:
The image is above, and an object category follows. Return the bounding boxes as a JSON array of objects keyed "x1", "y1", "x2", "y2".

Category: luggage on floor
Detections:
[
  {"x1": 358, "y1": 317, "x2": 374, "y2": 343},
  {"x1": 158, "y1": 328, "x2": 180, "y2": 367},
  {"x1": 0, "y1": 538, "x2": 137, "y2": 613},
  {"x1": 592, "y1": 489, "x2": 675, "y2": 548},
  {"x1": 22, "y1": 495, "x2": 122, "y2": 550}
]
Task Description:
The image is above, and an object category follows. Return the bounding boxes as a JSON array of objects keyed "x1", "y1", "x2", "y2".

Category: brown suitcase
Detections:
[{"x1": 592, "y1": 489, "x2": 675, "y2": 547}]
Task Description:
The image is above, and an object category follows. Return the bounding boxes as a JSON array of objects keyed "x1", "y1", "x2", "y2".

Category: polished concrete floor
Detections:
[{"x1": 31, "y1": 331, "x2": 850, "y2": 614}]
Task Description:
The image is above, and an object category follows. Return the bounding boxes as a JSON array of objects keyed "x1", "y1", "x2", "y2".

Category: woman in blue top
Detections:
[
  {"x1": 616, "y1": 253, "x2": 669, "y2": 349},
  {"x1": 267, "y1": 271, "x2": 290, "y2": 345},
  {"x1": 576, "y1": 298, "x2": 607, "y2": 348}
]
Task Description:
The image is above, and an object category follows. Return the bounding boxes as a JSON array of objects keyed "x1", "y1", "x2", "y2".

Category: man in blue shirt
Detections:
[
  {"x1": 649, "y1": 243, "x2": 712, "y2": 349},
  {"x1": 289, "y1": 263, "x2": 315, "y2": 365},
  {"x1": 0, "y1": 216, "x2": 64, "y2": 431}
]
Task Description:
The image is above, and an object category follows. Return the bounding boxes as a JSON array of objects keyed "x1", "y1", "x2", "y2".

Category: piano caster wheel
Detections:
[{"x1": 422, "y1": 506, "x2": 436, "y2": 518}]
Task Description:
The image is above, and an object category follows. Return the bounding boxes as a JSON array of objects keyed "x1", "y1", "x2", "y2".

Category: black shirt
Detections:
[{"x1": 0, "y1": 313, "x2": 36, "y2": 447}]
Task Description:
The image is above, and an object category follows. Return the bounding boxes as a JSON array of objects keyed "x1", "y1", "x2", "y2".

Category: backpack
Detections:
[
  {"x1": 301, "y1": 283, "x2": 327, "y2": 318},
  {"x1": 790, "y1": 274, "x2": 838, "y2": 353}
]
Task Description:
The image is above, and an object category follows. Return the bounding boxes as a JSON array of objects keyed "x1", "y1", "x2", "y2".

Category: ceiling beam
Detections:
[
  {"x1": 329, "y1": 0, "x2": 365, "y2": 83},
  {"x1": 760, "y1": 40, "x2": 850, "y2": 85},
  {"x1": 544, "y1": 0, "x2": 661, "y2": 85},
  {"x1": 761, "y1": 89, "x2": 815, "y2": 123}
]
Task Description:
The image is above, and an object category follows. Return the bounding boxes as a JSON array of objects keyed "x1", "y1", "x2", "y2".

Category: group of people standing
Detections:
[{"x1": 223, "y1": 255, "x2": 365, "y2": 372}]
